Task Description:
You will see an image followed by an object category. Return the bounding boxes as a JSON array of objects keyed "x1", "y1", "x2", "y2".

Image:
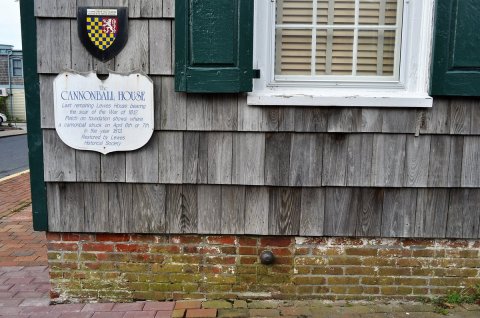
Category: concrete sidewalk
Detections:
[
  {"x1": 1, "y1": 173, "x2": 480, "y2": 317},
  {"x1": 0, "y1": 123, "x2": 27, "y2": 138}
]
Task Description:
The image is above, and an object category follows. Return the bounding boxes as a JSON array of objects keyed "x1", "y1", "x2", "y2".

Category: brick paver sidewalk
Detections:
[
  {"x1": 0, "y1": 206, "x2": 47, "y2": 267},
  {"x1": 0, "y1": 172, "x2": 31, "y2": 219}
]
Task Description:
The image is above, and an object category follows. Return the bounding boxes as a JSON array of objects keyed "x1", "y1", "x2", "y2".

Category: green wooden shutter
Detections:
[
  {"x1": 431, "y1": 0, "x2": 480, "y2": 96},
  {"x1": 175, "y1": 0, "x2": 254, "y2": 93}
]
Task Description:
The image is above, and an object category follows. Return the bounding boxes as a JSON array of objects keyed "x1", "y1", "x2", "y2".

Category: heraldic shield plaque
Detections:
[{"x1": 78, "y1": 7, "x2": 128, "y2": 61}]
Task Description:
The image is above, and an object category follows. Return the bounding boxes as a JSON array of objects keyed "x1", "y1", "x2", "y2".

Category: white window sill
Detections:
[{"x1": 247, "y1": 90, "x2": 433, "y2": 108}]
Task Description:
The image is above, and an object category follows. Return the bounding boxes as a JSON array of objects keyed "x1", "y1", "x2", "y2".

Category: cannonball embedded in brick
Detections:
[{"x1": 260, "y1": 250, "x2": 275, "y2": 265}]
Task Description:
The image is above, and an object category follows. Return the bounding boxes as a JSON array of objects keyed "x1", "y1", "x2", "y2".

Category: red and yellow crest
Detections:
[{"x1": 78, "y1": 7, "x2": 128, "y2": 61}]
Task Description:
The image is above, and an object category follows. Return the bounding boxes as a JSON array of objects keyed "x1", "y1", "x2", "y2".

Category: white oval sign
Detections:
[{"x1": 53, "y1": 71, "x2": 154, "y2": 154}]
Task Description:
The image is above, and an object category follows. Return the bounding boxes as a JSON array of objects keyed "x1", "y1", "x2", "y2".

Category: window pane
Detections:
[
  {"x1": 275, "y1": 0, "x2": 401, "y2": 79},
  {"x1": 12, "y1": 60, "x2": 23, "y2": 77},
  {"x1": 333, "y1": 0, "x2": 355, "y2": 25},
  {"x1": 382, "y1": 30, "x2": 396, "y2": 75},
  {"x1": 277, "y1": 0, "x2": 313, "y2": 24},
  {"x1": 275, "y1": 29, "x2": 313, "y2": 75},
  {"x1": 359, "y1": 0, "x2": 398, "y2": 25},
  {"x1": 357, "y1": 30, "x2": 395, "y2": 76},
  {"x1": 331, "y1": 29, "x2": 354, "y2": 75},
  {"x1": 316, "y1": 30, "x2": 327, "y2": 74}
]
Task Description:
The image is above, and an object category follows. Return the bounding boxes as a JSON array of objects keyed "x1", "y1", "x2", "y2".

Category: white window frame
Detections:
[{"x1": 248, "y1": 0, "x2": 435, "y2": 107}]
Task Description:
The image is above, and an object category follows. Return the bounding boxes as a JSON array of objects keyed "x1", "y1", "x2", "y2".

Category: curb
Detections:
[
  {"x1": 0, "y1": 130, "x2": 27, "y2": 138},
  {"x1": 0, "y1": 170, "x2": 30, "y2": 183}
]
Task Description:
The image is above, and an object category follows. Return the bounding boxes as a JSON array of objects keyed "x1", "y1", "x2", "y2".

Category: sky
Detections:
[{"x1": 0, "y1": 0, "x2": 22, "y2": 49}]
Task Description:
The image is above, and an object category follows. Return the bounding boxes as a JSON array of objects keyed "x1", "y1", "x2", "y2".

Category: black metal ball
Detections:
[{"x1": 260, "y1": 250, "x2": 275, "y2": 265}]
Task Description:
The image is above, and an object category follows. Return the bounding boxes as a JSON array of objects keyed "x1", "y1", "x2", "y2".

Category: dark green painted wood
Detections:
[
  {"x1": 431, "y1": 0, "x2": 480, "y2": 96},
  {"x1": 20, "y1": 0, "x2": 48, "y2": 231},
  {"x1": 175, "y1": 0, "x2": 254, "y2": 93}
]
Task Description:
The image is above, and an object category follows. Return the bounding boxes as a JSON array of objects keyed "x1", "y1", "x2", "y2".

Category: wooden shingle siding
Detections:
[
  {"x1": 75, "y1": 150, "x2": 101, "y2": 182},
  {"x1": 35, "y1": 0, "x2": 77, "y2": 18},
  {"x1": 324, "y1": 188, "x2": 358, "y2": 236},
  {"x1": 462, "y1": 136, "x2": 480, "y2": 187},
  {"x1": 40, "y1": 75, "x2": 55, "y2": 129},
  {"x1": 232, "y1": 133, "x2": 265, "y2": 185},
  {"x1": 427, "y1": 136, "x2": 451, "y2": 187},
  {"x1": 244, "y1": 187, "x2": 269, "y2": 235},
  {"x1": 415, "y1": 188, "x2": 448, "y2": 238},
  {"x1": 101, "y1": 153, "x2": 126, "y2": 182},
  {"x1": 43, "y1": 130, "x2": 76, "y2": 182},
  {"x1": 372, "y1": 134, "x2": 406, "y2": 187},
  {"x1": 126, "y1": 134, "x2": 159, "y2": 183},
  {"x1": 158, "y1": 132, "x2": 183, "y2": 183},
  {"x1": 43, "y1": 129, "x2": 480, "y2": 188},
  {"x1": 37, "y1": 19, "x2": 71, "y2": 73},
  {"x1": 404, "y1": 135, "x2": 430, "y2": 187},
  {"x1": 160, "y1": 77, "x2": 186, "y2": 130},
  {"x1": 46, "y1": 183, "x2": 480, "y2": 239},
  {"x1": 265, "y1": 133, "x2": 291, "y2": 186},
  {"x1": 355, "y1": 189, "x2": 383, "y2": 237},
  {"x1": 381, "y1": 189, "x2": 417, "y2": 237},
  {"x1": 149, "y1": 20, "x2": 173, "y2": 74},
  {"x1": 83, "y1": 183, "x2": 109, "y2": 232},
  {"x1": 131, "y1": 184, "x2": 166, "y2": 233}
]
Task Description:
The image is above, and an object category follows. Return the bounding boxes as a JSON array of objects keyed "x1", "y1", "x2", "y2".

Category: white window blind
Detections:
[{"x1": 275, "y1": 0, "x2": 402, "y2": 79}]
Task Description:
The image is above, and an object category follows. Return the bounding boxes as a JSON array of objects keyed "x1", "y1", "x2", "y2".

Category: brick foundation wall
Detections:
[{"x1": 46, "y1": 233, "x2": 480, "y2": 303}]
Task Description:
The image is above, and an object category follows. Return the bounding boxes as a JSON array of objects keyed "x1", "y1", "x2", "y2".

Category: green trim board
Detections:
[
  {"x1": 20, "y1": 0, "x2": 48, "y2": 231},
  {"x1": 431, "y1": 0, "x2": 480, "y2": 96},
  {"x1": 175, "y1": 0, "x2": 254, "y2": 93}
]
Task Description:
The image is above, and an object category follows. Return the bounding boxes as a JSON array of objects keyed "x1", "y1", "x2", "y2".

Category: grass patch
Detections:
[{"x1": 431, "y1": 285, "x2": 480, "y2": 315}]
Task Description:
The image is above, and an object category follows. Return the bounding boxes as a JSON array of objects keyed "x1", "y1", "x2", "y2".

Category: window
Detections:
[
  {"x1": 248, "y1": 0, "x2": 435, "y2": 107},
  {"x1": 12, "y1": 59, "x2": 23, "y2": 77},
  {"x1": 275, "y1": 0, "x2": 401, "y2": 80}
]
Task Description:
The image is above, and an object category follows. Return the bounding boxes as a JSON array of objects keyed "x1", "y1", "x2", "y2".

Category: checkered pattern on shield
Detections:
[{"x1": 86, "y1": 17, "x2": 117, "y2": 50}]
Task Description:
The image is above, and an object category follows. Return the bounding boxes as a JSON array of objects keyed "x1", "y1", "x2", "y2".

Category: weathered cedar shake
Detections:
[{"x1": 39, "y1": 2, "x2": 480, "y2": 238}]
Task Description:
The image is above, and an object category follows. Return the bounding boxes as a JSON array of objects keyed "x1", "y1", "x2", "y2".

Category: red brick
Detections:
[
  {"x1": 151, "y1": 245, "x2": 181, "y2": 254},
  {"x1": 175, "y1": 300, "x2": 202, "y2": 309},
  {"x1": 294, "y1": 247, "x2": 310, "y2": 255},
  {"x1": 62, "y1": 233, "x2": 80, "y2": 241},
  {"x1": 96, "y1": 234, "x2": 129, "y2": 242},
  {"x1": 116, "y1": 243, "x2": 148, "y2": 252},
  {"x1": 260, "y1": 237, "x2": 292, "y2": 247},
  {"x1": 401, "y1": 239, "x2": 435, "y2": 247},
  {"x1": 129, "y1": 234, "x2": 157, "y2": 242},
  {"x1": 220, "y1": 247, "x2": 236, "y2": 254},
  {"x1": 206, "y1": 236, "x2": 236, "y2": 245},
  {"x1": 270, "y1": 248, "x2": 292, "y2": 256},
  {"x1": 47, "y1": 242, "x2": 78, "y2": 251},
  {"x1": 240, "y1": 256, "x2": 257, "y2": 264},
  {"x1": 299, "y1": 237, "x2": 327, "y2": 245},
  {"x1": 205, "y1": 256, "x2": 236, "y2": 265},
  {"x1": 186, "y1": 308, "x2": 217, "y2": 318},
  {"x1": 171, "y1": 235, "x2": 203, "y2": 244},
  {"x1": 238, "y1": 237, "x2": 257, "y2": 246},
  {"x1": 199, "y1": 247, "x2": 223, "y2": 255},
  {"x1": 445, "y1": 240, "x2": 470, "y2": 248},
  {"x1": 46, "y1": 233, "x2": 61, "y2": 241},
  {"x1": 82, "y1": 243, "x2": 114, "y2": 252},
  {"x1": 331, "y1": 238, "x2": 364, "y2": 245},
  {"x1": 239, "y1": 247, "x2": 257, "y2": 255},
  {"x1": 183, "y1": 246, "x2": 199, "y2": 254}
]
